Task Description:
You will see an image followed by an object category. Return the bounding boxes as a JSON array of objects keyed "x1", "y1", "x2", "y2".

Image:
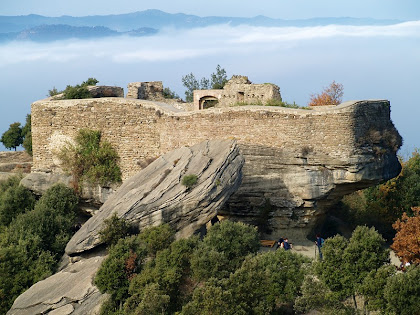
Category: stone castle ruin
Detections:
[
  {"x1": 28, "y1": 76, "x2": 402, "y2": 240},
  {"x1": 193, "y1": 75, "x2": 281, "y2": 110}
]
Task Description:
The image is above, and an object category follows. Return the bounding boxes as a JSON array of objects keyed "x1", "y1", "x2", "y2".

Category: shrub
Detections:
[
  {"x1": 0, "y1": 184, "x2": 78, "y2": 314},
  {"x1": 384, "y1": 265, "x2": 420, "y2": 315},
  {"x1": 95, "y1": 236, "x2": 147, "y2": 303},
  {"x1": 181, "y1": 174, "x2": 198, "y2": 188},
  {"x1": 137, "y1": 223, "x2": 175, "y2": 256},
  {"x1": 99, "y1": 213, "x2": 132, "y2": 247},
  {"x1": 0, "y1": 175, "x2": 35, "y2": 227},
  {"x1": 63, "y1": 77, "x2": 99, "y2": 99},
  {"x1": 190, "y1": 220, "x2": 260, "y2": 280},
  {"x1": 308, "y1": 81, "x2": 344, "y2": 106},
  {"x1": 58, "y1": 129, "x2": 122, "y2": 189}
]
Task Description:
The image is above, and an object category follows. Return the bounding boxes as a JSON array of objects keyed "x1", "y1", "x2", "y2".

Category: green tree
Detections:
[
  {"x1": 95, "y1": 235, "x2": 146, "y2": 304},
  {"x1": 0, "y1": 183, "x2": 78, "y2": 314},
  {"x1": 0, "y1": 175, "x2": 35, "y2": 227},
  {"x1": 162, "y1": 87, "x2": 180, "y2": 99},
  {"x1": 358, "y1": 265, "x2": 396, "y2": 313},
  {"x1": 210, "y1": 64, "x2": 228, "y2": 89},
  {"x1": 384, "y1": 265, "x2": 420, "y2": 315},
  {"x1": 185, "y1": 250, "x2": 309, "y2": 314},
  {"x1": 1, "y1": 122, "x2": 23, "y2": 151},
  {"x1": 182, "y1": 65, "x2": 228, "y2": 102},
  {"x1": 316, "y1": 226, "x2": 389, "y2": 311},
  {"x1": 294, "y1": 273, "x2": 352, "y2": 315},
  {"x1": 126, "y1": 237, "x2": 198, "y2": 313},
  {"x1": 190, "y1": 220, "x2": 260, "y2": 281}
]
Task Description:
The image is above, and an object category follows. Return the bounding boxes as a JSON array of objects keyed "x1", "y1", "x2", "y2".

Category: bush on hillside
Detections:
[
  {"x1": 59, "y1": 128, "x2": 122, "y2": 189},
  {"x1": 0, "y1": 175, "x2": 35, "y2": 227},
  {"x1": 0, "y1": 183, "x2": 78, "y2": 314}
]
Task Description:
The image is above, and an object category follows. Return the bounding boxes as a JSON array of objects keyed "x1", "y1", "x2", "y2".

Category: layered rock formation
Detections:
[
  {"x1": 7, "y1": 255, "x2": 106, "y2": 315},
  {"x1": 30, "y1": 96, "x2": 402, "y2": 240},
  {"x1": 66, "y1": 139, "x2": 244, "y2": 255},
  {"x1": 8, "y1": 139, "x2": 244, "y2": 315}
]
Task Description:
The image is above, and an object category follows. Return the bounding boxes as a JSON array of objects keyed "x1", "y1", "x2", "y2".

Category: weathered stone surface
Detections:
[
  {"x1": 20, "y1": 172, "x2": 117, "y2": 207},
  {"x1": 193, "y1": 75, "x2": 281, "y2": 110},
  {"x1": 66, "y1": 139, "x2": 244, "y2": 255},
  {"x1": 7, "y1": 255, "x2": 106, "y2": 315},
  {"x1": 87, "y1": 86, "x2": 124, "y2": 98},
  {"x1": 0, "y1": 151, "x2": 32, "y2": 173},
  {"x1": 30, "y1": 97, "x2": 401, "y2": 241}
]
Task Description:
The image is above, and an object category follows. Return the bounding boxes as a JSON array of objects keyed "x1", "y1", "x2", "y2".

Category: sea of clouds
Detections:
[{"x1": 0, "y1": 21, "x2": 419, "y2": 154}]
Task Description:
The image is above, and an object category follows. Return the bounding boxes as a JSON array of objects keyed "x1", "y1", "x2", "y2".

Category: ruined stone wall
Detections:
[
  {"x1": 218, "y1": 83, "x2": 281, "y2": 107},
  {"x1": 193, "y1": 75, "x2": 281, "y2": 110},
  {"x1": 126, "y1": 81, "x2": 165, "y2": 101},
  {"x1": 32, "y1": 99, "x2": 361, "y2": 178},
  {"x1": 31, "y1": 98, "x2": 400, "y2": 238}
]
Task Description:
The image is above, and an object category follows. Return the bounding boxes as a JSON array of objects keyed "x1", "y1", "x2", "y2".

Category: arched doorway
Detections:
[{"x1": 199, "y1": 96, "x2": 219, "y2": 109}]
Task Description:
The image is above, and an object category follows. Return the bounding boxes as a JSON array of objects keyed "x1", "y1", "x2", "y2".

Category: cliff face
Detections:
[{"x1": 29, "y1": 98, "x2": 402, "y2": 239}]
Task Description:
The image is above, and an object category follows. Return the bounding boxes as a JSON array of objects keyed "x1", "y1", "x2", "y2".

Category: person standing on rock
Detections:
[{"x1": 315, "y1": 234, "x2": 324, "y2": 260}]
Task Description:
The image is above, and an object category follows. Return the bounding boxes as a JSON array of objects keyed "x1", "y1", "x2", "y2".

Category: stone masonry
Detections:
[
  {"x1": 193, "y1": 75, "x2": 281, "y2": 110},
  {"x1": 30, "y1": 89, "x2": 402, "y2": 239}
]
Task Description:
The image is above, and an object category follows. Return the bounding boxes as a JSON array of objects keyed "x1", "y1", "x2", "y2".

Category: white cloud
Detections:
[{"x1": 0, "y1": 21, "x2": 419, "y2": 66}]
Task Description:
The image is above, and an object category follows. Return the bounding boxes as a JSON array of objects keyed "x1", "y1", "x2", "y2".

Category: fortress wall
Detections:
[
  {"x1": 31, "y1": 99, "x2": 162, "y2": 178},
  {"x1": 31, "y1": 97, "x2": 399, "y2": 237},
  {"x1": 32, "y1": 98, "x2": 392, "y2": 181},
  {"x1": 158, "y1": 107, "x2": 356, "y2": 159}
]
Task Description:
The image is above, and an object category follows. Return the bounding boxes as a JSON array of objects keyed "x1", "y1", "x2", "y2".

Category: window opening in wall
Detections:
[{"x1": 237, "y1": 91, "x2": 245, "y2": 102}]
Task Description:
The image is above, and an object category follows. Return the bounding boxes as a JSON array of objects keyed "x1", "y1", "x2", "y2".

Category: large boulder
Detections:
[
  {"x1": 7, "y1": 255, "x2": 106, "y2": 315},
  {"x1": 21, "y1": 172, "x2": 117, "y2": 211},
  {"x1": 66, "y1": 139, "x2": 244, "y2": 255}
]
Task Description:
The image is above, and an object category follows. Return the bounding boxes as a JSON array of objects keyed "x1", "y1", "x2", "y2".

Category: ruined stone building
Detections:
[
  {"x1": 28, "y1": 77, "x2": 401, "y2": 240},
  {"x1": 193, "y1": 75, "x2": 281, "y2": 110}
]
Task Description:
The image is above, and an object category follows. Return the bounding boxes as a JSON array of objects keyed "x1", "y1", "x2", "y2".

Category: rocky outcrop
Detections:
[
  {"x1": 21, "y1": 172, "x2": 117, "y2": 211},
  {"x1": 7, "y1": 254, "x2": 106, "y2": 315},
  {"x1": 87, "y1": 86, "x2": 124, "y2": 98},
  {"x1": 0, "y1": 151, "x2": 32, "y2": 173},
  {"x1": 31, "y1": 96, "x2": 402, "y2": 240},
  {"x1": 66, "y1": 139, "x2": 244, "y2": 255},
  {"x1": 8, "y1": 139, "x2": 243, "y2": 315}
]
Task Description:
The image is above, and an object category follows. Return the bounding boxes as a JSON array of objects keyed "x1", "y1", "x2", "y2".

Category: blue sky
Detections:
[
  {"x1": 0, "y1": 1, "x2": 419, "y2": 156},
  {"x1": 1, "y1": 0, "x2": 420, "y2": 20}
]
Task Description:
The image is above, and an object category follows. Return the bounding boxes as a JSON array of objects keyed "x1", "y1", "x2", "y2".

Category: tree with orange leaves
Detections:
[
  {"x1": 308, "y1": 81, "x2": 344, "y2": 106},
  {"x1": 391, "y1": 207, "x2": 420, "y2": 264}
]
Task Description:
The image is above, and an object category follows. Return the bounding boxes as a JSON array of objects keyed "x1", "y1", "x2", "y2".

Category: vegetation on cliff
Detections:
[
  {"x1": 49, "y1": 77, "x2": 99, "y2": 99},
  {"x1": 58, "y1": 128, "x2": 122, "y2": 190},
  {"x1": 0, "y1": 178, "x2": 79, "y2": 314},
  {"x1": 95, "y1": 220, "x2": 310, "y2": 314},
  {"x1": 94, "y1": 219, "x2": 420, "y2": 315},
  {"x1": 334, "y1": 151, "x2": 420, "y2": 242},
  {"x1": 308, "y1": 81, "x2": 344, "y2": 106}
]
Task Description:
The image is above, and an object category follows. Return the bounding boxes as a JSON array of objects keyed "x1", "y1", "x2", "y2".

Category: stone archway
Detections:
[
  {"x1": 199, "y1": 96, "x2": 219, "y2": 109},
  {"x1": 193, "y1": 90, "x2": 223, "y2": 110}
]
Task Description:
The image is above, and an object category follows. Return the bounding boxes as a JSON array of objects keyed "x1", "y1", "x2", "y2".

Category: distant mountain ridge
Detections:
[
  {"x1": 0, "y1": 24, "x2": 158, "y2": 42},
  {"x1": 0, "y1": 9, "x2": 405, "y2": 43}
]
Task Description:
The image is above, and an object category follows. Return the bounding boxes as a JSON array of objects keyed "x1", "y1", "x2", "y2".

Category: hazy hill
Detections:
[
  {"x1": 0, "y1": 24, "x2": 157, "y2": 42},
  {"x1": 0, "y1": 9, "x2": 404, "y2": 42}
]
